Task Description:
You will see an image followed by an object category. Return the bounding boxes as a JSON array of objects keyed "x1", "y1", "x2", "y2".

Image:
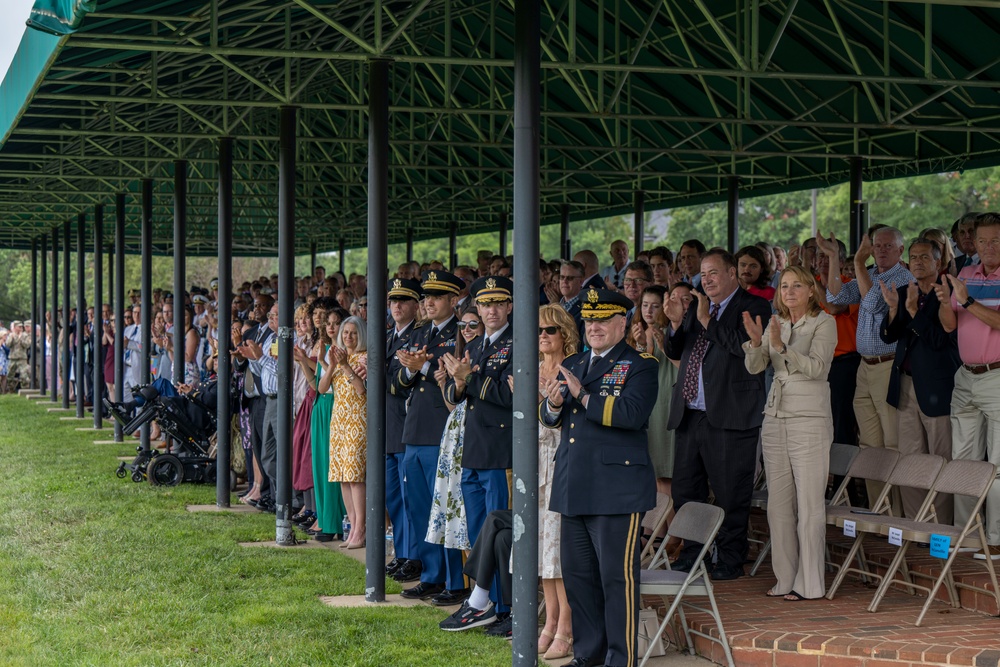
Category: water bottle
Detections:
[
  {"x1": 342, "y1": 517, "x2": 351, "y2": 542},
  {"x1": 385, "y1": 528, "x2": 395, "y2": 559}
]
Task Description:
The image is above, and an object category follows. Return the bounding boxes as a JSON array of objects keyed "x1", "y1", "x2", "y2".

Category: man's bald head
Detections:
[{"x1": 573, "y1": 249, "x2": 600, "y2": 277}]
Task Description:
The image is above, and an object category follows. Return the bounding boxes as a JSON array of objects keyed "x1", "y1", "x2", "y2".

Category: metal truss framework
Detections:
[{"x1": 2, "y1": 0, "x2": 1000, "y2": 254}]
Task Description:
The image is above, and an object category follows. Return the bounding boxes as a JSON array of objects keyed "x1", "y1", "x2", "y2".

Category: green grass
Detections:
[{"x1": 0, "y1": 395, "x2": 515, "y2": 666}]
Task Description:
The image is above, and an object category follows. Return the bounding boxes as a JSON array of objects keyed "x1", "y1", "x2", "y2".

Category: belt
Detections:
[
  {"x1": 862, "y1": 354, "x2": 895, "y2": 365},
  {"x1": 265, "y1": 393, "x2": 278, "y2": 399},
  {"x1": 963, "y1": 361, "x2": 1000, "y2": 375}
]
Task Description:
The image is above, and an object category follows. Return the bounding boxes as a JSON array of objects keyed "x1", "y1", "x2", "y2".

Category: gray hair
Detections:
[
  {"x1": 910, "y1": 238, "x2": 942, "y2": 262},
  {"x1": 337, "y1": 315, "x2": 367, "y2": 353},
  {"x1": 873, "y1": 226, "x2": 904, "y2": 248}
]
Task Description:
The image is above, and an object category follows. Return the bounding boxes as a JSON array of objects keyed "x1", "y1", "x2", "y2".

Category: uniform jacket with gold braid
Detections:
[
  {"x1": 446, "y1": 327, "x2": 515, "y2": 469},
  {"x1": 391, "y1": 318, "x2": 458, "y2": 446},
  {"x1": 385, "y1": 320, "x2": 416, "y2": 455},
  {"x1": 542, "y1": 338, "x2": 658, "y2": 516}
]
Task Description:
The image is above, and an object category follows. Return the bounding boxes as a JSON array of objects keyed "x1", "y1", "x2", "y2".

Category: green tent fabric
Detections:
[{"x1": 26, "y1": 0, "x2": 96, "y2": 36}]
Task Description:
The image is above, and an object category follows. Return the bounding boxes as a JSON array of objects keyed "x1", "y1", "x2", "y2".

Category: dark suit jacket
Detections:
[
  {"x1": 666, "y1": 287, "x2": 770, "y2": 431},
  {"x1": 448, "y1": 327, "x2": 515, "y2": 469},
  {"x1": 583, "y1": 274, "x2": 607, "y2": 290},
  {"x1": 879, "y1": 284, "x2": 960, "y2": 417},
  {"x1": 393, "y1": 318, "x2": 458, "y2": 446},
  {"x1": 385, "y1": 320, "x2": 416, "y2": 455},
  {"x1": 542, "y1": 339, "x2": 658, "y2": 516}
]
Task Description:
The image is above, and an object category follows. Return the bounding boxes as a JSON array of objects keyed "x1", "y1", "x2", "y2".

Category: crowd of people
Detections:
[{"x1": 6, "y1": 210, "x2": 1000, "y2": 667}]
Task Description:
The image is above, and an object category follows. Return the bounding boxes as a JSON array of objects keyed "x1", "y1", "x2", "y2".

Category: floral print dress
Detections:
[{"x1": 426, "y1": 401, "x2": 470, "y2": 550}]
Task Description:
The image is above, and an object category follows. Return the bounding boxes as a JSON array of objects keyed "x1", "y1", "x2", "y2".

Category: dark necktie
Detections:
[
  {"x1": 429, "y1": 326, "x2": 438, "y2": 341},
  {"x1": 589, "y1": 354, "x2": 601, "y2": 372},
  {"x1": 682, "y1": 303, "x2": 720, "y2": 402}
]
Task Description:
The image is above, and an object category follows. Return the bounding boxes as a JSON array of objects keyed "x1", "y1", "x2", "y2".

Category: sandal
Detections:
[
  {"x1": 783, "y1": 591, "x2": 820, "y2": 602},
  {"x1": 537, "y1": 629, "x2": 555, "y2": 654},
  {"x1": 765, "y1": 588, "x2": 788, "y2": 598},
  {"x1": 543, "y1": 633, "x2": 573, "y2": 660}
]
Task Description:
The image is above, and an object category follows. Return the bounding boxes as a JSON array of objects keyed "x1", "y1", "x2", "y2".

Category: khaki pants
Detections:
[
  {"x1": 854, "y1": 359, "x2": 898, "y2": 508},
  {"x1": 951, "y1": 367, "x2": 1000, "y2": 545},
  {"x1": 897, "y1": 374, "x2": 953, "y2": 524}
]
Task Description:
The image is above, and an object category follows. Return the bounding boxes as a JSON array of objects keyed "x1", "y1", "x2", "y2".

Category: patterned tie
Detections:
[{"x1": 681, "y1": 303, "x2": 719, "y2": 402}]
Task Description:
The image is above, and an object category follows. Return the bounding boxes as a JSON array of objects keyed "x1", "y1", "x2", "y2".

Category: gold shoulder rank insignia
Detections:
[{"x1": 640, "y1": 353, "x2": 658, "y2": 361}]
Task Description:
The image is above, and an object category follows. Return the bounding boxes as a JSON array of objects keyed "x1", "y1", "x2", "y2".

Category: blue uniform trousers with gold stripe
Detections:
[{"x1": 561, "y1": 512, "x2": 642, "y2": 667}]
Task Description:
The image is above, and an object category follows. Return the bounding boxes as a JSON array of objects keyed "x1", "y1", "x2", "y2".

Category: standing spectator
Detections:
[
  {"x1": 291, "y1": 304, "x2": 318, "y2": 525},
  {"x1": 819, "y1": 228, "x2": 914, "y2": 506},
  {"x1": 920, "y1": 227, "x2": 958, "y2": 277},
  {"x1": 953, "y1": 212, "x2": 980, "y2": 270},
  {"x1": 600, "y1": 239, "x2": 631, "y2": 289},
  {"x1": 240, "y1": 301, "x2": 279, "y2": 514},
  {"x1": 557, "y1": 260, "x2": 586, "y2": 343},
  {"x1": 573, "y1": 249, "x2": 607, "y2": 290},
  {"x1": 736, "y1": 245, "x2": 776, "y2": 301},
  {"x1": 676, "y1": 239, "x2": 706, "y2": 288},
  {"x1": 123, "y1": 304, "x2": 142, "y2": 402},
  {"x1": 667, "y1": 248, "x2": 771, "y2": 580},
  {"x1": 648, "y1": 247, "x2": 674, "y2": 288},
  {"x1": 937, "y1": 212, "x2": 1000, "y2": 558},
  {"x1": 879, "y1": 238, "x2": 959, "y2": 523},
  {"x1": 743, "y1": 266, "x2": 837, "y2": 600},
  {"x1": 621, "y1": 261, "x2": 652, "y2": 322}
]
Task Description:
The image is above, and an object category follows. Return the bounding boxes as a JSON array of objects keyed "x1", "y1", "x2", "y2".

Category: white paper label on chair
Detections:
[
  {"x1": 888, "y1": 527, "x2": 903, "y2": 546},
  {"x1": 843, "y1": 520, "x2": 856, "y2": 538}
]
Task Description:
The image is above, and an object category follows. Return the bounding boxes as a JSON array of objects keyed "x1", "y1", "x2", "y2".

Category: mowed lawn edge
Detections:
[{"x1": 0, "y1": 395, "x2": 517, "y2": 667}]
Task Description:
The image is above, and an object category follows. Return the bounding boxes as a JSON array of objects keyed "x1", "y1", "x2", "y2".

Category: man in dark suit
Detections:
[
  {"x1": 667, "y1": 248, "x2": 771, "y2": 580},
  {"x1": 558, "y1": 260, "x2": 587, "y2": 344},
  {"x1": 443, "y1": 276, "x2": 514, "y2": 619},
  {"x1": 393, "y1": 271, "x2": 467, "y2": 603},
  {"x1": 541, "y1": 287, "x2": 658, "y2": 667},
  {"x1": 384, "y1": 278, "x2": 421, "y2": 580},
  {"x1": 879, "y1": 238, "x2": 960, "y2": 523},
  {"x1": 574, "y1": 249, "x2": 607, "y2": 290},
  {"x1": 953, "y1": 213, "x2": 980, "y2": 270}
]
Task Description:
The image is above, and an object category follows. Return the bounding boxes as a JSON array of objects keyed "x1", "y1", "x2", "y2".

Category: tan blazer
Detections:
[{"x1": 743, "y1": 311, "x2": 837, "y2": 419}]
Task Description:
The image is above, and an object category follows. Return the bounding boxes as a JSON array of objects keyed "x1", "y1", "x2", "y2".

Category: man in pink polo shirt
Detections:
[{"x1": 938, "y1": 212, "x2": 1000, "y2": 559}]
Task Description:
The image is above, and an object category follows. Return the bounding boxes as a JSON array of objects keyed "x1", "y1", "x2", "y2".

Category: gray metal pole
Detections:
[
  {"x1": 849, "y1": 157, "x2": 864, "y2": 251},
  {"x1": 727, "y1": 177, "x2": 739, "y2": 253},
  {"x1": 512, "y1": 0, "x2": 540, "y2": 660},
  {"x1": 108, "y1": 242, "x2": 114, "y2": 309},
  {"x1": 276, "y1": 106, "x2": 297, "y2": 546},
  {"x1": 449, "y1": 220, "x2": 458, "y2": 270},
  {"x1": 30, "y1": 237, "x2": 37, "y2": 389},
  {"x1": 499, "y1": 212, "x2": 508, "y2": 257},
  {"x1": 39, "y1": 234, "x2": 47, "y2": 396},
  {"x1": 62, "y1": 219, "x2": 70, "y2": 409},
  {"x1": 93, "y1": 204, "x2": 103, "y2": 430},
  {"x1": 140, "y1": 178, "x2": 153, "y2": 452},
  {"x1": 365, "y1": 57, "x2": 390, "y2": 603},
  {"x1": 310, "y1": 241, "x2": 317, "y2": 275},
  {"x1": 174, "y1": 160, "x2": 187, "y2": 384},
  {"x1": 51, "y1": 226, "x2": 58, "y2": 403},
  {"x1": 405, "y1": 227, "x2": 413, "y2": 263},
  {"x1": 217, "y1": 136, "x2": 234, "y2": 507},
  {"x1": 634, "y1": 189, "x2": 645, "y2": 255},
  {"x1": 560, "y1": 204, "x2": 570, "y2": 259},
  {"x1": 338, "y1": 237, "x2": 346, "y2": 274},
  {"x1": 76, "y1": 213, "x2": 86, "y2": 419},
  {"x1": 114, "y1": 193, "x2": 126, "y2": 443}
]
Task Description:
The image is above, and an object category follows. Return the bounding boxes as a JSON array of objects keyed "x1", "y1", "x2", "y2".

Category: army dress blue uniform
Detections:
[{"x1": 541, "y1": 288, "x2": 658, "y2": 667}]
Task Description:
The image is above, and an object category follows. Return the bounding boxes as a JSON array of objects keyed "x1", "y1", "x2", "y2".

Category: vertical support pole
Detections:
[
  {"x1": 310, "y1": 241, "x2": 317, "y2": 275},
  {"x1": 114, "y1": 193, "x2": 126, "y2": 442},
  {"x1": 727, "y1": 176, "x2": 740, "y2": 253},
  {"x1": 108, "y1": 242, "x2": 114, "y2": 309},
  {"x1": 560, "y1": 204, "x2": 570, "y2": 259},
  {"x1": 405, "y1": 226, "x2": 414, "y2": 263},
  {"x1": 634, "y1": 189, "x2": 645, "y2": 255},
  {"x1": 62, "y1": 219, "x2": 70, "y2": 410},
  {"x1": 40, "y1": 233, "x2": 47, "y2": 396},
  {"x1": 30, "y1": 237, "x2": 38, "y2": 389},
  {"x1": 93, "y1": 205, "x2": 103, "y2": 429},
  {"x1": 140, "y1": 179, "x2": 153, "y2": 452},
  {"x1": 338, "y1": 237, "x2": 346, "y2": 273},
  {"x1": 217, "y1": 137, "x2": 234, "y2": 508},
  {"x1": 76, "y1": 213, "x2": 86, "y2": 419},
  {"x1": 275, "y1": 106, "x2": 297, "y2": 546},
  {"x1": 173, "y1": 161, "x2": 187, "y2": 384},
  {"x1": 499, "y1": 211, "x2": 508, "y2": 257},
  {"x1": 449, "y1": 220, "x2": 458, "y2": 269},
  {"x1": 365, "y1": 57, "x2": 390, "y2": 602},
  {"x1": 51, "y1": 226, "x2": 58, "y2": 403},
  {"x1": 849, "y1": 157, "x2": 864, "y2": 251},
  {"x1": 512, "y1": 0, "x2": 541, "y2": 660}
]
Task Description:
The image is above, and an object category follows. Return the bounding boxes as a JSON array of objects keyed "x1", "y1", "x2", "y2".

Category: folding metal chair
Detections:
[
  {"x1": 639, "y1": 502, "x2": 733, "y2": 667},
  {"x1": 640, "y1": 492, "x2": 674, "y2": 570},
  {"x1": 826, "y1": 453, "x2": 945, "y2": 600}
]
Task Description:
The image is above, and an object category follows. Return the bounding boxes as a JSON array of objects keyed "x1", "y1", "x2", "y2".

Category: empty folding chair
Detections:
[
  {"x1": 639, "y1": 502, "x2": 733, "y2": 667},
  {"x1": 640, "y1": 492, "x2": 674, "y2": 570}
]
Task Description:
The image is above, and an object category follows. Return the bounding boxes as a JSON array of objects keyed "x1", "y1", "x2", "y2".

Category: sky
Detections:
[{"x1": 0, "y1": 0, "x2": 38, "y2": 86}]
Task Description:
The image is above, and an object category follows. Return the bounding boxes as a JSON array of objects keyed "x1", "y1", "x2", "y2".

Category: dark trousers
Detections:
[
  {"x1": 462, "y1": 467, "x2": 510, "y2": 612},
  {"x1": 561, "y1": 512, "x2": 642, "y2": 667},
  {"x1": 247, "y1": 395, "x2": 268, "y2": 496},
  {"x1": 829, "y1": 352, "x2": 866, "y2": 505},
  {"x1": 386, "y1": 452, "x2": 415, "y2": 561},
  {"x1": 673, "y1": 409, "x2": 758, "y2": 568},
  {"x1": 404, "y1": 445, "x2": 464, "y2": 588},
  {"x1": 261, "y1": 396, "x2": 279, "y2": 497},
  {"x1": 463, "y1": 509, "x2": 512, "y2": 606}
]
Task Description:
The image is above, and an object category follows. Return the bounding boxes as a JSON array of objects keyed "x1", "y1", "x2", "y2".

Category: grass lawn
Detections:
[{"x1": 0, "y1": 395, "x2": 516, "y2": 666}]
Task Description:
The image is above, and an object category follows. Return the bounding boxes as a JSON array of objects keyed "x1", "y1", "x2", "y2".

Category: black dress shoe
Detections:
[
  {"x1": 314, "y1": 532, "x2": 336, "y2": 542},
  {"x1": 400, "y1": 581, "x2": 445, "y2": 600},
  {"x1": 563, "y1": 658, "x2": 603, "y2": 667},
  {"x1": 392, "y1": 560, "x2": 423, "y2": 583},
  {"x1": 671, "y1": 555, "x2": 704, "y2": 573},
  {"x1": 430, "y1": 587, "x2": 470, "y2": 606},
  {"x1": 710, "y1": 563, "x2": 744, "y2": 581},
  {"x1": 385, "y1": 557, "x2": 405, "y2": 576}
]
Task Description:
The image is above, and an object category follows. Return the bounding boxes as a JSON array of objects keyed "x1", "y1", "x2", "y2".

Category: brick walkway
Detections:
[{"x1": 644, "y1": 536, "x2": 1000, "y2": 667}]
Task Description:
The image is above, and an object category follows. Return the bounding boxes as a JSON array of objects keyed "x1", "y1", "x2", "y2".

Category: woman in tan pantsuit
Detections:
[{"x1": 743, "y1": 266, "x2": 837, "y2": 601}]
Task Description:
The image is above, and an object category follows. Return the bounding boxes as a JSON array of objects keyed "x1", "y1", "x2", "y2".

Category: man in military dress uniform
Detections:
[
  {"x1": 443, "y1": 275, "x2": 514, "y2": 617},
  {"x1": 541, "y1": 287, "x2": 658, "y2": 667},
  {"x1": 383, "y1": 277, "x2": 421, "y2": 581},
  {"x1": 393, "y1": 271, "x2": 467, "y2": 604},
  {"x1": 7, "y1": 321, "x2": 31, "y2": 390}
]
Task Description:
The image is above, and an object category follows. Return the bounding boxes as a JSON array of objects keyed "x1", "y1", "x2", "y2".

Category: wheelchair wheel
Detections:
[{"x1": 147, "y1": 454, "x2": 184, "y2": 487}]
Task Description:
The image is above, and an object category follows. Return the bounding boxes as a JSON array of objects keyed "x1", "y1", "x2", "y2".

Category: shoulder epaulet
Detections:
[
  {"x1": 413, "y1": 320, "x2": 429, "y2": 329},
  {"x1": 640, "y1": 353, "x2": 658, "y2": 361}
]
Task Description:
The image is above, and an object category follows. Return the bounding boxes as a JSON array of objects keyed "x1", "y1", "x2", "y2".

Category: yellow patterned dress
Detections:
[{"x1": 329, "y1": 351, "x2": 367, "y2": 483}]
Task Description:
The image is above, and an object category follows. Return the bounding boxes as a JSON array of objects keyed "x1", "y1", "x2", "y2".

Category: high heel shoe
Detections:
[
  {"x1": 346, "y1": 540, "x2": 366, "y2": 550},
  {"x1": 537, "y1": 629, "x2": 555, "y2": 654},
  {"x1": 542, "y1": 633, "x2": 573, "y2": 660}
]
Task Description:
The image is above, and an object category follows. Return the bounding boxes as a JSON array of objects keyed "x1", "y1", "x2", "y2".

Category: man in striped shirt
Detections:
[{"x1": 938, "y1": 212, "x2": 1000, "y2": 559}]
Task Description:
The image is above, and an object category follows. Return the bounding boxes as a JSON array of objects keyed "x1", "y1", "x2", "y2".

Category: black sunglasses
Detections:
[
  {"x1": 457, "y1": 320, "x2": 481, "y2": 329},
  {"x1": 538, "y1": 326, "x2": 559, "y2": 335}
]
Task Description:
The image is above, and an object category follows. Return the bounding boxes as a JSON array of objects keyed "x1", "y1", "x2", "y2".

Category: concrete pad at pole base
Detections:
[
  {"x1": 26, "y1": 394, "x2": 49, "y2": 400},
  {"x1": 238, "y1": 540, "x2": 327, "y2": 549},
  {"x1": 187, "y1": 504, "x2": 258, "y2": 514},
  {"x1": 94, "y1": 440, "x2": 125, "y2": 444},
  {"x1": 75, "y1": 427, "x2": 106, "y2": 431},
  {"x1": 46, "y1": 407, "x2": 74, "y2": 412},
  {"x1": 18, "y1": 389, "x2": 40, "y2": 395},
  {"x1": 320, "y1": 594, "x2": 428, "y2": 609},
  {"x1": 116, "y1": 456, "x2": 132, "y2": 461}
]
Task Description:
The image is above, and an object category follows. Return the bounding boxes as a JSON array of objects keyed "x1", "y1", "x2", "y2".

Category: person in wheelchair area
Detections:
[{"x1": 106, "y1": 378, "x2": 219, "y2": 454}]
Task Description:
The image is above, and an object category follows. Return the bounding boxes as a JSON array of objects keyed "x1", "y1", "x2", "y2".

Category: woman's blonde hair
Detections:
[
  {"x1": 539, "y1": 303, "x2": 579, "y2": 357},
  {"x1": 773, "y1": 266, "x2": 823, "y2": 319},
  {"x1": 919, "y1": 227, "x2": 955, "y2": 267}
]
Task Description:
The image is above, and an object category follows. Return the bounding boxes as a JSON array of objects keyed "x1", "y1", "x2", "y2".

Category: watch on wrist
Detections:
[
  {"x1": 577, "y1": 388, "x2": 588, "y2": 402},
  {"x1": 961, "y1": 296, "x2": 976, "y2": 309}
]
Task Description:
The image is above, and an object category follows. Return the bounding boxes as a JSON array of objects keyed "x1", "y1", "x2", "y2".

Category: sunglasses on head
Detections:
[
  {"x1": 456, "y1": 320, "x2": 481, "y2": 329},
  {"x1": 538, "y1": 326, "x2": 559, "y2": 335}
]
